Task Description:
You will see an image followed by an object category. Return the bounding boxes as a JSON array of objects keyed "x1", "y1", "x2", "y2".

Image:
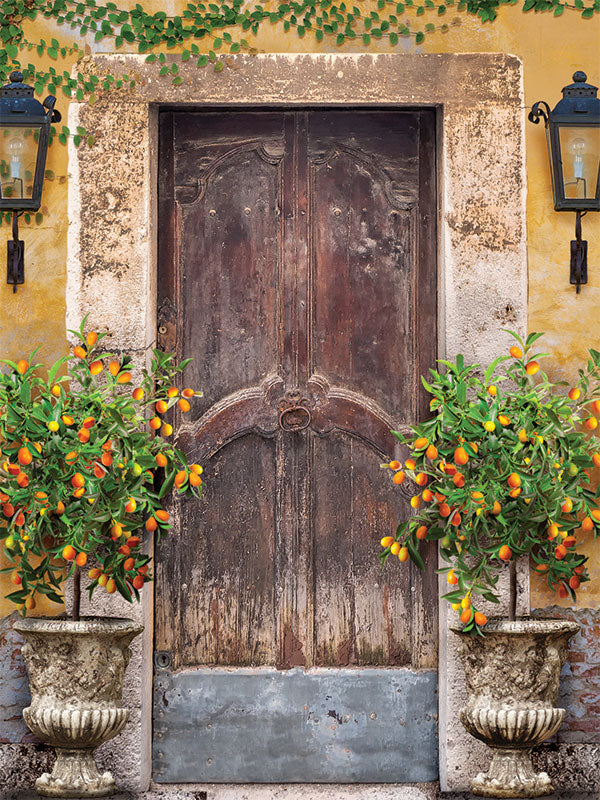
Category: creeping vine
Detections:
[{"x1": 0, "y1": 0, "x2": 598, "y2": 224}]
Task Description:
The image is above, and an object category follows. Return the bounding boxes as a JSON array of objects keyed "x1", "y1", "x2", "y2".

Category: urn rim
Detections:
[
  {"x1": 12, "y1": 615, "x2": 144, "y2": 637},
  {"x1": 450, "y1": 616, "x2": 580, "y2": 637}
]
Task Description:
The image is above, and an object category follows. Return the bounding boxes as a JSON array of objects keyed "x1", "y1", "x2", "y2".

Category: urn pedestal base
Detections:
[
  {"x1": 36, "y1": 748, "x2": 116, "y2": 798},
  {"x1": 471, "y1": 747, "x2": 554, "y2": 798}
]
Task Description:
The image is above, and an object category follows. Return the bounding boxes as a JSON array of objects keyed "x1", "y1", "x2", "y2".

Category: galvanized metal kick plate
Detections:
[{"x1": 153, "y1": 666, "x2": 438, "y2": 783}]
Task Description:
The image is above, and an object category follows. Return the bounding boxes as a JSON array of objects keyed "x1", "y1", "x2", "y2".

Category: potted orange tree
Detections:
[
  {"x1": 380, "y1": 332, "x2": 599, "y2": 798},
  {"x1": 0, "y1": 320, "x2": 203, "y2": 798}
]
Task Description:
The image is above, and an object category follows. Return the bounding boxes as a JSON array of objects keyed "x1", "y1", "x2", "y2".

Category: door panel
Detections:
[{"x1": 154, "y1": 109, "x2": 438, "y2": 783}]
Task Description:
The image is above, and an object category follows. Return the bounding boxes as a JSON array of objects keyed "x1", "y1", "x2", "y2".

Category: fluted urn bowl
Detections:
[
  {"x1": 13, "y1": 617, "x2": 143, "y2": 798},
  {"x1": 453, "y1": 618, "x2": 579, "y2": 798}
]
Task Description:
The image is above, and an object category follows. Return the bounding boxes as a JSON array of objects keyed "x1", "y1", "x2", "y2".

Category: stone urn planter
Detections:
[
  {"x1": 13, "y1": 616, "x2": 143, "y2": 798},
  {"x1": 454, "y1": 618, "x2": 579, "y2": 798}
]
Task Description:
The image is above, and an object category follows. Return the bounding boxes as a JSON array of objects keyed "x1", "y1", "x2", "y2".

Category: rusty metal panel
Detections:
[{"x1": 153, "y1": 666, "x2": 438, "y2": 783}]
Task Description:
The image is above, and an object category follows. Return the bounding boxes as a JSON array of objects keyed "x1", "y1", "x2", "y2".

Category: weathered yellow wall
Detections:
[{"x1": 1, "y1": 4, "x2": 599, "y2": 618}]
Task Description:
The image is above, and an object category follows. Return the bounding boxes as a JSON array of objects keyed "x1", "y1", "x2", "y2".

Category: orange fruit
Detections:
[
  {"x1": 450, "y1": 512, "x2": 461, "y2": 527},
  {"x1": 16, "y1": 473, "x2": 29, "y2": 488},
  {"x1": 592, "y1": 509, "x2": 600, "y2": 521},
  {"x1": 118, "y1": 545, "x2": 131, "y2": 556},
  {"x1": 167, "y1": 386, "x2": 179, "y2": 397},
  {"x1": 189, "y1": 473, "x2": 202, "y2": 487},
  {"x1": 509, "y1": 346, "x2": 522, "y2": 358},
  {"x1": 453, "y1": 473, "x2": 465, "y2": 488},
  {"x1": 124, "y1": 557, "x2": 135, "y2": 571},
  {"x1": 415, "y1": 472, "x2": 428, "y2": 486},
  {"x1": 564, "y1": 536, "x2": 577, "y2": 548},
  {"x1": 569, "y1": 576, "x2": 580, "y2": 591},
  {"x1": 487, "y1": 385, "x2": 497, "y2": 396},
  {"x1": 156, "y1": 453, "x2": 168, "y2": 467},
  {"x1": 410, "y1": 496, "x2": 422, "y2": 509},
  {"x1": 101, "y1": 452, "x2": 113, "y2": 467},
  {"x1": 558, "y1": 584, "x2": 569, "y2": 599},
  {"x1": 111, "y1": 522, "x2": 124, "y2": 538},
  {"x1": 390, "y1": 542, "x2": 400, "y2": 556},
  {"x1": 483, "y1": 421, "x2": 496, "y2": 432},
  {"x1": 422, "y1": 489, "x2": 433, "y2": 502},
  {"x1": 534, "y1": 563, "x2": 548, "y2": 573},
  {"x1": 585, "y1": 416, "x2": 598, "y2": 430},
  {"x1": 82, "y1": 416, "x2": 95, "y2": 429},
  {"x1": 190, "y1": 464, "x2": 203, "y2": 476},
  {"x1": 425, "y1": 444, "x2": 438, "y2": 460},
  {"x1": 581, "y1": 516, "x2": 594, "y2": 532},
  {"x1": 380, "y1": 536, "x2": 394, "y2": 548},
  {"x1": 56, "y1": 501, "x2": 65, "y2": 515},
  {"x1": 414, "y1": 437, "x2": 428, "y2": 449},
  {"x1": 592, "y1": 454, "x2": 600, "y2": 468},
  {"x1": 133, "y1": 575, "x2": 145, "y2": 590},
  {"x1": 65, "y1": 450, "x2": 78, "y2": 464},
  {"x1": 78, "y1": 428, "x2": 90, "y2": 443},
  {"x1": 392, "y1": 470, "x2": 406, "y2": 485},
  {"x1": 561, "y1": 498, "x2": 573, "y2": 513},
  {"x1": 592, "y1": 400, "x2": 600, "y2": 415},
  {"x1": 24, "y1": 596, "x2": 36, "y2": 610},
  {"x1": 518, "y1": 428, "x2": 528, "y2": 443},
  {"x1": 568, "y1": 387, "x2": 581, "y2": 401},
  {"x1": 526, "y1": 361, "x2": 539, "y2": 375},
  {"x1": 439, "y1": 503, "x2": 451, "y2": 517},
  {"x1": 47, "y1": 420, "x2": 59, "y2": 432},
  {"x1": 11, "y1": 570, "x2": 22, "y2": 585},
  {"x1": 443, "y1": 462, "x2": 457, "y2": 476},
  {"x1": 155, "y1": 509, "x2": 169, "y2": 522},
  {"x1": 108, "y1": 360, "x2": 120, "y2": 376},
  {"x1": 51, "y1": 384, "x2": 61, "y2": 397},
  {"x1": 73, "y1": 345, "x2": 87, "y2": 359},
  {"x1": 156, "y1": 400, "x2": 168, "y2": 414},
  {"x1": 509, "y1": 487, "x2": 522, "y2": 498},
  {"x1": 86, "y1": 331, "x2": 98, "y2": 347},
  {"x1": 498, "y1": 414, "x2": 510, "y2": 426},
  {"x1": 405, "y1": 459, "x2": 416, "y2": 470},
  {"x1": 61, "y1": 414, "x2": 74, "y2": 426},
  {"x1": 72, "y1": 487, "x2": 85, "y2": 498},
  {"x1": 471, "y1": 491, "x2": 485, "y2": 503},
  {"x1": 416, "y1": 525, "x2": 428, "y2": 540},
  {"x1": 460, "y1": 608, "x2": 472, "y2": 624},
  {"x1": 88, "y1": 568, "x2": 101, "y2": 580},
  {"x1": 97, "y1": 573, "x2": 109, "y2": 587},
  {"x1": 388, "y1": 460, "x2": 401, "y2": 470},
  {"x1": 454, "y1": 446, "x2": 468, "y2": 465},
  {"x1": 3, "y1": 502, "x2": 14, "y2": 518},
  {"x1": 106, "y1": 578, "x2": 117, "y2": 594},
  {"x1": 94, "y1": 464, "x2": 106, "y2": 479},
  {"x1": 149, "y1": 417, "x2": 161, "y2": 430},
  {"x1": 161, "y1": 423, "x2": 173, "y2": 437},
  {"x1": 132, "y1": 387, "x2": 144, "y2": 400},
  {"x1": 14, "y1": 511, "x2": 25, "y2": 526},
  {"x1": 75, "y1": 552, "x2": 87, "y2": 567},
  {"x1": 398, "y1": 547, "x2": 409, "y2": 562},
  {"x1": 117, "y1": 372, "x2": 132, "y2": 384},
  {"x1": 126, "y1": 536, "x2": 140, "y2": 547},
  {"x1": 17, "y1": 446, "x2": 32, "y2": 465},
  {"x1": 71, "y1": 472, "x2": 85, "y2": 488},
  {"x1": 474, "y1": 611, "x2": 487, "y2": 626},
  {"x1": 62, "y1": 544, "x2": 76, "y2": 561},
  {"x1": 125, "y1": 497, "x2": 137, "y2": 513},
  {"x1": 178, "y1": 398, "x2": 191, "y2": 412},
  {"x1": 145, "y1": 516, "x2": 158, "y2": 532},
  {"x1": 555, "y1": 544, "x2": 567, "y2": 560},
  {"x1": 498, "y1": 545, "x2": 512, "y2": 561},
  {"x1": 174, "y1": 470, "x2": 187, "y2": 488},
  {"x1": 89, "y1": 360, "x2": 103, "y2": 376},
  {"x1": 182, "y1": 388, "x2": 195, "y2": 398},
  {"x1": 507, "y1": 472, "x2": 521, "y2": 488},
  {"x1": 16, "y1": 359, "x2": 28, "y2": 374},
  {"x1": 548, "y1": 523, "x2": 559, "y2": 539},
  {"x1": 447, "y1": 570, "x2": 458, "y2": 585}
]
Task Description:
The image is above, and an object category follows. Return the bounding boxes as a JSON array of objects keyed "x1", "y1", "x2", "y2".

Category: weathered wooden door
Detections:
[{"x1": 154, "y1": 109, "x2": 438, "y2": 783}]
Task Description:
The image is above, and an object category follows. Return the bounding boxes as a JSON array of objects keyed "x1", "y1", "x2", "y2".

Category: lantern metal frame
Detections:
[
  {"x1": 529, "y1": 71, "x2": 600, "y2": 292},
  {"x1": 0, "y1": 71, "x2": 61, "y2": 291}
]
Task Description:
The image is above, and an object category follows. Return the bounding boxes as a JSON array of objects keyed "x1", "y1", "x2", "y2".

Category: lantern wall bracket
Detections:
[
  {"x1": 570, "y1": 210, "x2": 588, "y2": 293},
  {"x1": 6, "y1": 212, "x2": 24, "y2": 293}
]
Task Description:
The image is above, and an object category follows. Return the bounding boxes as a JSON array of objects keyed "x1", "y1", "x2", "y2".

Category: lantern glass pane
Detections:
[
  {"x1": 0, "y1": 126, "x2": 40, "y2": 201},
  {"x1": 559, "y1": 126, "x2": 600, "y2": 201}
]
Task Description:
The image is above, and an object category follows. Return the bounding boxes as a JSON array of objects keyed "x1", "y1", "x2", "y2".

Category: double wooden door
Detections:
[{"x1": 154, "y1": 109, "x2": 438, "y2": 783}]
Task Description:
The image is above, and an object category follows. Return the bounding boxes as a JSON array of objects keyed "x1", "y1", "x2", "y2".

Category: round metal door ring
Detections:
[{"x1": 279, "y1": 404, "x2": 311, "y2": 432}]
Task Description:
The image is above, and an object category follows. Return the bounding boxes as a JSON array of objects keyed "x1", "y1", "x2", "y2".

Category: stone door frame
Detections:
[{"x1": 66, "y1": 52, "x2": 528, "y2": 793}]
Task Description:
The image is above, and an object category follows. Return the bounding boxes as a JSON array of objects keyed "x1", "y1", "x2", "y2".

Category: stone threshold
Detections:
[{"x1": 1, "y1": 789, "x2": 596, "y2": 800}]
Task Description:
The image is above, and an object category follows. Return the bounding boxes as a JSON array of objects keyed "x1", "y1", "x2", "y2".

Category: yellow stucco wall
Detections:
[{"x1": 1, "y1": 4, "x2": 599, "y2": 617}]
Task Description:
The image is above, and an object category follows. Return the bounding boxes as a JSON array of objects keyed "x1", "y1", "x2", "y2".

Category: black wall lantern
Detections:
[
  {"x1": 529, "y1": 71, "x2": 600, "y2": 292},
  {"x1": 0, "y1": 71, "x2": 60, "y2": 291}
]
